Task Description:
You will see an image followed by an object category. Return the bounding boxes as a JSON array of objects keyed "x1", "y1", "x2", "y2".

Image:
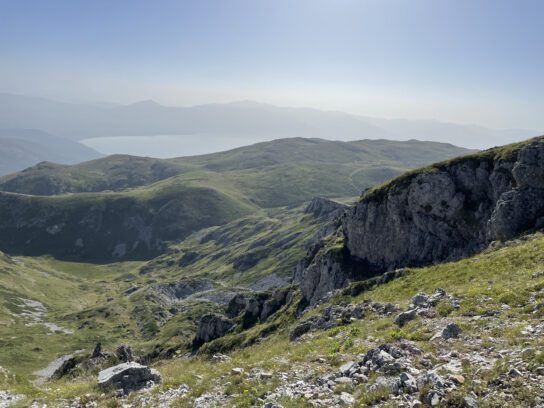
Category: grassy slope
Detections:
[
  {"x1": 15, "y1": 232, "x2": 543, "y2": 407},
  {"x1": 148, "y1": 233, "x2": 544, "y2": 407},
  {"x1": 0, "y1": 204, "x2": 326, "y2": 380},
  {"x1": 0, "y1": 138, "x2": 473, "y2": 206},
  {"x1": 0, "y1": 253, "x2": 144, "y2": 378},
  {"x1": 0, "y1": 174, "x2": 258, "y2": 259}
]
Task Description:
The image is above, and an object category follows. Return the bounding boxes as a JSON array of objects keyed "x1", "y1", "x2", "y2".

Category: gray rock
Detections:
[
  {"x1": 211, "y1": 353, "x2": 231, "y2": 363},
  {"x1": 417, "y1": 373, "x2": 446, "y2": 390},
  {"x1": 399, "y1": 372, "x2": 418, "y2": 393},
  {"x1": 411, "y1": 293, "x2": 429, "y2": 306},
  {"x1": 305, "y1": 197, "x2": 347, "y2": 220},
  {"x1": 290, "y1": 302, "x2": 373, "y2": 340},
  {"x1": 395, "y1": 309, "x2": 417, "y2": 327},
  {"x1": 426, "y1": 391, "x2": 441, "y2": 407},
  {"x1": 339, "y1": 392, "x2": 355, "y2": 405},
  {"x1": 97, "y1": 362, "x2": 161, "y2": 394},
  {"x1": 464, "y1": 396, "x2": 478, "y2": 408},
  {"x1": 262, "y1": 403, "x2": 283, "y2": 408},
  {"x1": 367, "y1": 376, "x2": 400, "y2": 393},
  {"x1": 339, "y1": 361, "x2": 356, "y2": 375},
  {"x1": 441, "y1": 323, "x2": 462, "y2": 339},
  {"x1": 508, "y1": 367, "x2": 522, "y2": 377},
  {"x1": 194, "y1": 313, "x2": 234, "y2": 346}
]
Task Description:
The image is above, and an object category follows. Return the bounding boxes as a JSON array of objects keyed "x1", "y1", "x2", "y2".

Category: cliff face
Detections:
[
  {"x1": 299, "y1": 137, "x2": 544, "y2": 305},
  {"x1": 344, "y1": 137, "x2": 544, "y2": 271}
]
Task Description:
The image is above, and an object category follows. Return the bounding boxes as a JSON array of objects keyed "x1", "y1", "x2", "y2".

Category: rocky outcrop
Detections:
[
  {"x1": 304, "y1": 197, "x2": 346, "y2": 220},
  {"x1": 226, "y1": 288, "x2": 293, "y2": 329},
  {"x1": 294, "y1": 230, "x2": 373, "y2": 306},
  {"x1": 97, "y1": 362, "x2": 161, "y2": 394},
  {"x1": 298, "y1": 137, "x2": 544, "y2": 305},
  {"x1": 344, "y1": 138, "x2": 544, "y2": 273},
  {"x1": 193, "y1": 314, "x2": 235, "y2": 347},
  {"x1": 155, "y1": 279, "x2": 214, "y2": 304}
]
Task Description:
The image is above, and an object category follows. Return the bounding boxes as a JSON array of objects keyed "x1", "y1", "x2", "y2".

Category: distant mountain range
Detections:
[
  {"x1": 0, "y1": 93, "x2": 538, "y2": 149},
  {"x1": 0, "y1": 128, "x2": 101, "y2": 175}
]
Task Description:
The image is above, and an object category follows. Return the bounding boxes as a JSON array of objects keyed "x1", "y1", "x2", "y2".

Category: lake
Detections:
[{"x1": 80, "y1": 134, "x2": 268, "y2": 158}]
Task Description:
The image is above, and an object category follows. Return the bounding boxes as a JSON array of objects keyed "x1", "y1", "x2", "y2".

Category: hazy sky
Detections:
[{"x1": 1, "y1": 0, "x2": 543, "y2": 129}]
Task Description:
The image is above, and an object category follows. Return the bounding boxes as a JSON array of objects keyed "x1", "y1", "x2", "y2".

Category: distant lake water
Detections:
[{"x1": 80, "y1": 135, "x2": 265, "y2": 158}]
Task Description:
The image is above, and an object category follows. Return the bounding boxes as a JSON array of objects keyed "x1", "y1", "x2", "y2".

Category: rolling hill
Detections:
[
  {"x1": 0, "y1": 138, "x2": 472, "y2": 259},
  {"x1": 1, "y1": 136, "x2": 544, "y2": 408},
  {"x1": 0, "y1": 138, "x2": 472, "y2": 198}
]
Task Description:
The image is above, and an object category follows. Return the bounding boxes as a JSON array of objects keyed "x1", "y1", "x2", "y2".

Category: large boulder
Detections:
[
  {"x1": 194, "y1": 313, "x2": 235, "y2": 346},
  {"x1": 98, "y1": 362, "x2": 161, "y2": 394}
]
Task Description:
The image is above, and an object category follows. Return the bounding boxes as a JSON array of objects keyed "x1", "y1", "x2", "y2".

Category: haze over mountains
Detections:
[
  {"x1": 0, "y1": 128, "x2": 101, "y2": 175},
  {"x1": 0, "y1": 93, "x2": 537, "y2": 161}
]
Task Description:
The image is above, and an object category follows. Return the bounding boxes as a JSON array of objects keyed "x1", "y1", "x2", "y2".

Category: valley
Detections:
[
  {"x1": 1, "y1": 135, "x2": 544, "y2": 408},
  {"x1": 3, "y1": 3, "x2": 543, "y2": 407}
]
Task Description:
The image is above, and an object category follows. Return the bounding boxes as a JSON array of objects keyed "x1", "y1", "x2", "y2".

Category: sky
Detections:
[{"x1": 1, "y1": 0, "x2": 543, "y2": 130}]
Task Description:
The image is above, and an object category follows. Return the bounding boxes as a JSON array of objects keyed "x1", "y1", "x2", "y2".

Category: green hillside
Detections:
[
  {"x1": 3, "y1": 231, "x2": 544, "y2": 407},
  {"x1": 0, "y1": 138, "x2": 472, "y2": 199},
  {"x1": 0, "y1": 175, "x2": 257, "y2": 259},
  {"x1": 0, "y1": 138, "x2": 472, "y2": 259},
  {"x1": 0, "y1": 203, "x2": 328, "y2": 378}
]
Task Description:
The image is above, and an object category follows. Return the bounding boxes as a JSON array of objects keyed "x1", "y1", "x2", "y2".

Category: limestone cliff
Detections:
[{"x1": 298, "y1": 136, "x2": 544, "y2": 305}]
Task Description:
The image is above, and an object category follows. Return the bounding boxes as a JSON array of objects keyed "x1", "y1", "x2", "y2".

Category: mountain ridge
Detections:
[
  {"x1": 0, "y1": 137, "x2": 472, "y2": 260},
  {"x1": 0, "y1": 93, "x2": 536, "y2": 148}
]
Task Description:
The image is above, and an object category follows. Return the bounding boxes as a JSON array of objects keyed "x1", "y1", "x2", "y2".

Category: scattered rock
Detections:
[
  {"x1": 441, "y1": 323, "x2": 462, "y2": 340},
  {"x1": 411, "y1": 293, "x2": 429, "y2": 306},
  {"x1": 395, "y1": 309, "x2": 417, "y2": 327},
  {"x1": 290, "y1": 301, "x2": 396, "y2": 340},
  {"x1": 464, "y1": 396, "x2": 478, "y2": 408},
  {"x1": 211, "y1": 353, "x2": 231, "y2": 363},
  {"x1": 339, "y1": 361, "x2": 356, "y2": 375},
  {"x1": 339, "y1": 392, "x2": 355, "y2": 405},
  {"x1": 508, "y1": 367, "x2": 522, "y2": 377},
  {"x1": 0, "y1": 391, "x2": 24, "y2": 408}
]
